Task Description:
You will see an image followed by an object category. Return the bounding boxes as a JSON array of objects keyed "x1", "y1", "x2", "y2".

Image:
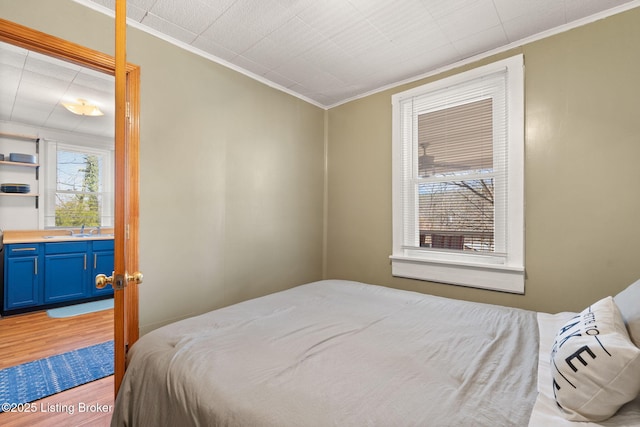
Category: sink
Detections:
[{"x1": 42, "y1": 233, "x2": 112, "y2": 239}]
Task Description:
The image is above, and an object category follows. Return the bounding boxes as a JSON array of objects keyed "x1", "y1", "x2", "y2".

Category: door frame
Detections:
[{"x1": 0, "y1": 18, "x2": 140, "y2": 395}]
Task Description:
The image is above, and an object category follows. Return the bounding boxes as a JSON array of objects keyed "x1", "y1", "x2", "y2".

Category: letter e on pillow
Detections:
[{"x1": 550, "y1": 296, "x2": 640, "y2": 422}]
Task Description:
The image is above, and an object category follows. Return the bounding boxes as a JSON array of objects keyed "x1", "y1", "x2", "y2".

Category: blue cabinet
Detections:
[
  {"x1": 4, "y1": 244, "x2": 43, "y2": 310},
  {"x1": 3, "y1": 239, "x2": 114, "y2": 313},
  {"x1": 44, "y1": 241, "x2": 90, "y2": 304}
]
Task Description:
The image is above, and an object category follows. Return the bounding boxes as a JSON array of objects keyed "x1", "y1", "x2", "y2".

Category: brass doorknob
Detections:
[
  {"x1": 95, "y1": 273, "x2": 113, "y2": 289},
  {"x1": 127, "y1": 271, "x2": 143, "y2": 284},
  {"x1": 95, "y1": 271, "x2": 143, "y2": 289}
]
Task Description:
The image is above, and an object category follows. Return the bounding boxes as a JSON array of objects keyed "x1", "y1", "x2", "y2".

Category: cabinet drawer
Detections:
[
  {"x1": 7, "y1": 243, "x2": 41, "y2": 256},
  {"x1": 92, "y1": 239, "x2": 114, "y2": 251},
  {"x1": 45, "y1": 241, "x2": 89, "y2": 254}
]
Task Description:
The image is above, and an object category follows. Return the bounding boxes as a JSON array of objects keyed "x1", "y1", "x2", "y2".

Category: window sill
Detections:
[{"x1": 389, "y1": 255, "x2": 525, "y2": 294}]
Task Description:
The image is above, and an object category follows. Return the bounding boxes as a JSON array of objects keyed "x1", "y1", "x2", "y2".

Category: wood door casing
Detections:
[{"x1": 0, "y1": 17, "x2": 141, "y2": 396}]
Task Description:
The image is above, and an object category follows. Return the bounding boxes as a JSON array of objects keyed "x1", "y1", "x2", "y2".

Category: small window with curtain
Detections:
[{"x1": 391, "y1": 55, "x2": 524, "y2": 293}]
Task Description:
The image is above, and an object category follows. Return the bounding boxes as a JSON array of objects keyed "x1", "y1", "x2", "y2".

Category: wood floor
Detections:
[{"x1": 0, "y1": 308, "x2": 114, "y2": 426}]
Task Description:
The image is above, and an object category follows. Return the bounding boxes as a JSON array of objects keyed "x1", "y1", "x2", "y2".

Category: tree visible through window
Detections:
[{"x1": 55, "y1": 149, "x2": 103, "y2": 227}]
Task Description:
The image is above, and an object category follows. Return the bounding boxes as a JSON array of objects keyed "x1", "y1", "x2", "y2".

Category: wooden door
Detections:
[
  {"x1": 113, "y1": 0, "x2": 141, "y2": 394},
  {"x1": 0, "y1": 17, "x2": 141, "y2": 395}
]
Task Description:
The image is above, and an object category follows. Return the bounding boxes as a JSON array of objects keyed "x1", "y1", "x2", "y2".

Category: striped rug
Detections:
[{"x1": 0, "y1": 341, "x2": 114, "y2": 411}]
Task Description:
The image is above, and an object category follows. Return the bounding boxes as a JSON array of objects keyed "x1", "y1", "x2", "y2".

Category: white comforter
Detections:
[{"x1": 113, "y1": 280, "x2": 541, "y2": 426}]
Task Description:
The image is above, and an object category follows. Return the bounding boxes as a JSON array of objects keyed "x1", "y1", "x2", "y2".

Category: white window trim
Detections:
[
  {"x1": 44, "y1": 140, "x2": 115, "y2": 228},
  {"x1": 390, "y1": 55, "x2": 525, "y2": 294}
]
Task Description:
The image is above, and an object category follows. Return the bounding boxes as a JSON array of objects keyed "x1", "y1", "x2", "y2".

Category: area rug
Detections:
[
  {"x1": 46, "y1": 299, "x2": 114, "y2": 318},
  {"x1": 0, "y1": 341, "x2": 114, "y2": 411}
]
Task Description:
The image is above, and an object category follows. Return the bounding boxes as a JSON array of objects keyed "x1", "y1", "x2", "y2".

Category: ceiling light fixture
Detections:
[{"x1": 62, "y1": 98, "x2": 104, "y2": 116}]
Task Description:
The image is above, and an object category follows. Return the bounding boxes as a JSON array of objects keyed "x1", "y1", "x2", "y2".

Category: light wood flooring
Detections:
[{"x1": 0, "y1": 308, "x2": 114, "y2": 426}]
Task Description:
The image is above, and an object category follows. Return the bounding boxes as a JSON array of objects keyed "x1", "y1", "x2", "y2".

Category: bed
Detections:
[{"x1": 111, "y1": 279, "x2": 640, "y2": 426}]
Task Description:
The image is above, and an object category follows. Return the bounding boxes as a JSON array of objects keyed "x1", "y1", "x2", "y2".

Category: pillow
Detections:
[
  {"x1": 550, "y1": 296, "x2": 640, "y2": 422},
  {"x1": 614, "y1": 278, "x2": 640, "y2": 347}
]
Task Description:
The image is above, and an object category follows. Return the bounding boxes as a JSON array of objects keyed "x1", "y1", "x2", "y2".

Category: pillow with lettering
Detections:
[{"x1": 550, "y1": 296, "x2": 640, "y2": 422}]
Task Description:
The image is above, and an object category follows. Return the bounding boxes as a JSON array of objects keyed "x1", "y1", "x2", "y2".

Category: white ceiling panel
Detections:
[
  {"x1": 225, "y1": 0, "x2": 295, "y2": 38},
  {"x1": 297, "y1": 1, "x2": 364, "y2": 40},
  {"x1": 140, "y1": 13, "x2": 199, "y2": 44},
  {"x1": 191, "y1": 36, "x2": 238, "y2": 63},
  {"x1": 502, "y1": 11, "x2": 566, "y2": 43},
  {"x1": 565, "y1": 0, "x2": 631, "y2": 20},
  {"x1": 198, "y1": 17, "x2": 261, "y2": 54},
  {"x1": 452, "y1": 25, "x2": 508, "y2": 58},
  {"x1": 436, "y1": 0, "x2": 503, "y2": 42},
  {"x1": 492, "y1": 0, "x2": 562, "y2": 22},
  {"x1": 149, "y1": 0, "x2": 229, "y2": 35}
]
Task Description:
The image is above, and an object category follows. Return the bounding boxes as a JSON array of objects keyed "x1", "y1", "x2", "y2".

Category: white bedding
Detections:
[{"x1": 111, "y1": 280, "x2": 640, "y2": 426}]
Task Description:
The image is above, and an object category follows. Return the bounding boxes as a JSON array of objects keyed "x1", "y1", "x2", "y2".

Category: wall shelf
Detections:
[
  {"x1": 0, "y1": 132, "x2": 39, "y2": 143},
  {"x1": 0, "y1": 192, "x2": 40, "y2": 208},
  {"x1": 0, "y1": 160, "x2": 40, "y2": 168},
  {"x1": 0, "y1": 160, "x2": 40, "y2": 180},
  {"x1": 0, "y1": 132, "x2": 41, "y2": 208}
]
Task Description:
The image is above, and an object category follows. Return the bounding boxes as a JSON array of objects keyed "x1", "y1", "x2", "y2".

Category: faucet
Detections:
[{"x1": 80, "y1": 225, "x2": 85, "y2": 235}]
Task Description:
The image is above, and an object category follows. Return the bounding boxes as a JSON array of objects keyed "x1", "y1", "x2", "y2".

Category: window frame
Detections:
[
  {"x1": 44, "y1": 140, "x2": 114, "y2": 229},
  {"x1": 390, "y1": 55, "x2": 525, "y2": 293}
]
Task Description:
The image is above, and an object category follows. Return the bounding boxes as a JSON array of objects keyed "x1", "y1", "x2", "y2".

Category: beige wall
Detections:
[
  {"x1": 326, "y1": 8, "x2": 640, "y2": 313},
  {"x1": 1, "y1": 0, "x2": 326, "y2": 334}
]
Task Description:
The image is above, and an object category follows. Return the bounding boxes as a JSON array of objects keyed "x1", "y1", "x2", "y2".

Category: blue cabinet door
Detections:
[
  {"x1": 91, "y1": 249, "x2": 114, "y2": 297},
  {"x1": 5, "y1": 255, "x2": 42, "y2": 310},
  {"x1": 44, "y1": 253, "x2": 89, "y2": 303}
]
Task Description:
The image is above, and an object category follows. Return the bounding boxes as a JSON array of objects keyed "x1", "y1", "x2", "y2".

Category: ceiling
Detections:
[
  {"x1": 1, "y1": 0, "x2": 638, "y2": 140},
  {"x1": 0, "y1": 41, "x2": 115, "y2": 139},
  {"x1": 80, "y1": 0, "x2": 638, "y2": 108}
]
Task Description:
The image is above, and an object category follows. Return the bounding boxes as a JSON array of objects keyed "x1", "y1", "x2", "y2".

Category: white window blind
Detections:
[
  {"x1": 401, "y1": 72, "x2": 507, "y2": 255},
  {"x1": 391, "y1": 55, "x2": 524, "y2": 293}
]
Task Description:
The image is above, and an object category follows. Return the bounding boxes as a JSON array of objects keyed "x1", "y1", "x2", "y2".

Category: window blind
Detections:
[
  {"x1": 44, "y1": 141, "x2": 114, "y2": 228},
  {"x1": 400, "y1": 70, "x2": 508, "y2": 255}
]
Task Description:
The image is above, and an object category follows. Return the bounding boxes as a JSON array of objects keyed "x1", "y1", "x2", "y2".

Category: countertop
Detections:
[{"x1": 3, "y1": 229, "x2": 115, "y2": 244}]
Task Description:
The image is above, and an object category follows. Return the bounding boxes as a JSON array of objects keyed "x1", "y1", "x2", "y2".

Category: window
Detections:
[
  {"x1": 390, "y1": 55, "x2": 524, "y2": 293},
  {"x1": 44, "y1": 142, "x2": 114, "y2": 228}
]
